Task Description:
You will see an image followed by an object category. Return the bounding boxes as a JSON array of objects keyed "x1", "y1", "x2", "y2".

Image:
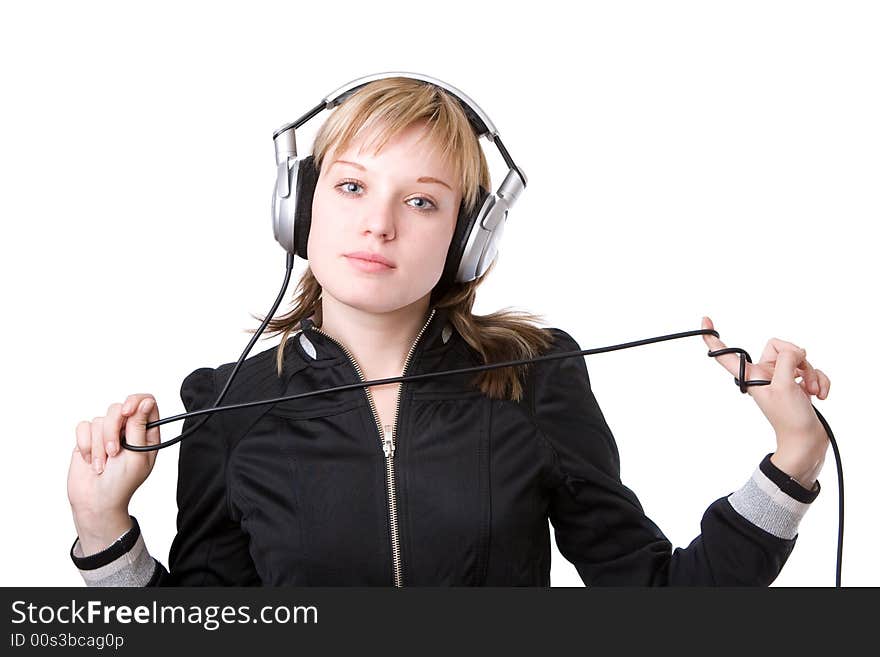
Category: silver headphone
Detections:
[{"x1": 271, "y1": 71, "x2": 527, "y2": 295}]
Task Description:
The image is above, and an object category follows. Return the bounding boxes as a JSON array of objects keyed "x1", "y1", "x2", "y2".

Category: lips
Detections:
[{"x1": 344, "y1": 251, "x2": 396, "y2": 268}]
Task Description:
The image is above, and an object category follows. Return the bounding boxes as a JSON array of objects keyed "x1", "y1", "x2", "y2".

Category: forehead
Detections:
[{"x1": 326, "y1": 121, "x2": 458, "y2": 178}]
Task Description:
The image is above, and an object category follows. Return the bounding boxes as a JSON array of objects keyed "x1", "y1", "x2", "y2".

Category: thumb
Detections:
[
  {"x1": 771, "y1": 348, "x2": 804, "y2": 388},
  {"x1": 122, "y1": 398, "x2": 154, "y2": 447}
]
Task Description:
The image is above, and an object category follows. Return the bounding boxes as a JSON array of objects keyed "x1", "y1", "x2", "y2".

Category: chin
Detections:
[
  {"x1": 330, "y1": 281, "x2": 437, "y2": 316},
  {"x1": 324, "y1": 283, "x2": 404, "y2": 314}
]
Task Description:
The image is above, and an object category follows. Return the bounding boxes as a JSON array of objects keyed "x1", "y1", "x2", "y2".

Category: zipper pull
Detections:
[{"x1": 382, "y1": 424, "x2": 395, "y2": 458}]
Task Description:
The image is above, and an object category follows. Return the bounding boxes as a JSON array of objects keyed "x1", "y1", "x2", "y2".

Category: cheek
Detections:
[
  {"x1": 436, "y1": 215, "x2": 458, "y2": 257},
  {"x1": 307, "y1": 192, "x2": 340, "y2": 247},
  {"x1": 304, "y1": 194, "x2": 343, "y2": 282},
  {"x1": 405, "y1": 219, "x2": 457, "y2": 276}
]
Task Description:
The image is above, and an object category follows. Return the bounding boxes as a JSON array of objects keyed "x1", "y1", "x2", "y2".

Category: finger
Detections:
[
  {"x1": 120, "y1": 394, "x2": 153, "y2": 450},
  {"x1": 771, "y1": 348, "x2": 803, "y2": 387},
  {"x1": 793, "y1": 352, "x2": 820, "y2": 393},
  {"x1": 794, "y1": 365, "x2": 823, "y2": 396},
  {"x1": 75, "y1": 420, "x2": 92, "y2": 464},
  {"x1": 815, "y1": 368, "x2": 830, "y2": 399},
  {"x1": 121, "y1": 393, "x2": 151, "y2": 416},
  {"x1": 144, "y1": 397, "x2": 160, "y2": 468},
  {"x1": 70, "y1": 445, "x2": 87, "y2": 471},
  {"x1": 760, "y1": 336, "x2": 807, "y2": 359},
  {"x1": 90, "y1": 417, "x2": 106, "y2": 474},
  {"x1": 796, "y1": 375, "x2": 819, "y2": 398},
  {"x1": 123, "y1": 397, "x2": 154, "y2": 448},
  {"x1": 144, "y1": 397, "x2": 161, "y2": 447},
  {"x1": 760, "y1": 338, "x2": 819, "y2": 393},
  {"x1": 104, "y1": 402, "x2": 124, "y2": 458},
  {"x1": 700, "y1": 316, "x2": 742, "y2": 378}
]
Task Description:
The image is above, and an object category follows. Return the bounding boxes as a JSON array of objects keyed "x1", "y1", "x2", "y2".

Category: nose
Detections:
[{"x1": 358, "y1": 193, "x2": 397, "y2": 240}]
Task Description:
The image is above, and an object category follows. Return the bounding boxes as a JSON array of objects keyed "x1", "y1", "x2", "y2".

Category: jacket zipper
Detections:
[{"x1": 306, "y1": 307, "x2": 437, "y2": 587}]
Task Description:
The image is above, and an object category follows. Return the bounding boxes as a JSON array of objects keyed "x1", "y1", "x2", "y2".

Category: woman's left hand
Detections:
[{"x1": 700, "y1": 316, "x2": 831, "y2": 477}]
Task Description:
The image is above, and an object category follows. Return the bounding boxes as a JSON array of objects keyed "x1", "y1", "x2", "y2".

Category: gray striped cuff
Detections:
[
  {"x1": 71, "y1": 531, "x2": 157, "y2": 587},
  {"x1": 727, "y1": 466, "x2": 813, "y2": 540}
]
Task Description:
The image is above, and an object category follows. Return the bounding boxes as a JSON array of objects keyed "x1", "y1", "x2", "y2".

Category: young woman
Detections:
[{"x1": 66, "y1": 76, "x2": 831, "y2": 586}]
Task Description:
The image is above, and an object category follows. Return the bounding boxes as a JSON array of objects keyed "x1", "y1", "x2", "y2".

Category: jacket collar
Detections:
[{"x1": 294, "y1": 306, "x2": 454, "y2": 364}]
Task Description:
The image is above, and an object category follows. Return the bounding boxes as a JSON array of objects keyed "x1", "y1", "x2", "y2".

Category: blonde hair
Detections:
[{"x1": 248, "y1": 76, "x2": 554, "y2": 401}]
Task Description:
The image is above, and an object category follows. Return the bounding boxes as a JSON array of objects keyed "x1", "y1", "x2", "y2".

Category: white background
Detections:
[{"x1": 1, "y1": 0, "x2": 876, "y2": 587}]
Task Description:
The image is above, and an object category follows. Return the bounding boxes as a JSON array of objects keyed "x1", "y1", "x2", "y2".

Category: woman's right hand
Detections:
[{"x1": 67, "y1": 395, "x2": 161, "y2": 553}]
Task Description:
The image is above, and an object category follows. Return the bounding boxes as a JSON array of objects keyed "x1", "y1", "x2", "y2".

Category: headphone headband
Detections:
[
  {"x1": 323, "y1": 71, "x2": 497, "y2": 138},
  {"x1": 272, "y1": 71, "x2": 527, "y2": 187}
]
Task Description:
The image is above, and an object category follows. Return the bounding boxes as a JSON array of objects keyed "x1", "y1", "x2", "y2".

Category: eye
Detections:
[
  {"x1": 406, "y1": 197, "x2": 437, "y2": 212},
  {"x1": 335, "y1": 179, "x2": 438, "y2": 213},
  {"x1": 335, "y1": 179, "x2": 364, "y2": 196}
]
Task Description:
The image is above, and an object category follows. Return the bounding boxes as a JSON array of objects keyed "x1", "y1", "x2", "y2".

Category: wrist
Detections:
[
  {"x1": 73, "y1": 508, "x2": 133, "y2": 556},
  {"x1": 770, "y1": 450, "x2": 823, "y2": 490}
]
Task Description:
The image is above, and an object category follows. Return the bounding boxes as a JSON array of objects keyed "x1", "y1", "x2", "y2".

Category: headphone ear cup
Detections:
[
  {"x1": 435, "y1": 185, "x2": 491, "y2": 297},
  {"x1": 292, "y1": 155, "x2": 320, "y2": 259}
]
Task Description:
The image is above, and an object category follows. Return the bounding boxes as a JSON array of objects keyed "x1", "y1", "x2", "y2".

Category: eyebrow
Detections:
[{"x1": 331, "y1": 159, "x2": 453, "y2": 191}]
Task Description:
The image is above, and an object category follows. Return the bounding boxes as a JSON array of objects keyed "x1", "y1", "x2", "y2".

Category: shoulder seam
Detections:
[{"x1": 510, "y1": 327, "x2": 573, "y2": 490}]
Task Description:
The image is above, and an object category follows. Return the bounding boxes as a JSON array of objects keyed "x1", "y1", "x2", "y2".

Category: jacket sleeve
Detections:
[
  {"x1": 70, "y1": 366, "x2": 261, "y2": 586},
  {"x1": 530, "y1": 328, "x2": 820, "y2": 586}
]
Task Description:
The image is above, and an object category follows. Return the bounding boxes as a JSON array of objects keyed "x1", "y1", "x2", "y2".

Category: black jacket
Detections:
[{"x1": 70, "y1": 305, "x2": 819, "y2": 586}]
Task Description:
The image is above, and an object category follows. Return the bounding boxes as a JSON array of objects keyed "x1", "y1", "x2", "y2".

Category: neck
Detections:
[{"x1": 315, "y1": 294, "x2": 433, "y2": 380}]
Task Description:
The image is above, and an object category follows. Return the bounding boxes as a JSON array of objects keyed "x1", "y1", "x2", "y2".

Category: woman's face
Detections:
[{"x1": 308, "y1": 121, "x2": 462, "y2": 315}]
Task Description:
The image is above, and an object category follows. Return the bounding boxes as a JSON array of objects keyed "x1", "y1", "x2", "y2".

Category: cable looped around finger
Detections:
[{"x1": 706, "y1": 346, "x2": 772, "y2": 393}]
